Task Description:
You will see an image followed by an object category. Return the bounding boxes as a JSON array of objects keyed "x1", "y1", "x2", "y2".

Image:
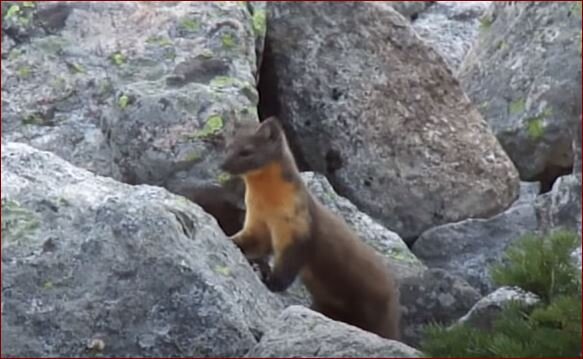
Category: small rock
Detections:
[
  {"x1": 535, "y1": 174, "x2": 582, "y2": 240},
  {"x1": 513, "y1": 181, "x2": 541, "y2": 206},
  {"x1": 412, "y1": 203, "x2": 539, "y2": 294},
  {"x1": 245, "y1": 306, "x2": 423, "y2": 358},
  {"x1": 398, "y1": 268, "x2": 481, "y2": 346},
  {"x1": 413, "y1": 1, "x2": 491, "y2": 70},
  {"x1": 457, "y1": 286, "x2": 540, "y2": 331},
  {"x1": 86, "y1": 338, "x2": 106, "y2": 352}
]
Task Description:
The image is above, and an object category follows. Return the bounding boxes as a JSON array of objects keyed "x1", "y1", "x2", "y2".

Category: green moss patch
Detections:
[
  {"x1": 179, "y1": 18, "x2": 200, "y2": 32},
  {"x1": 525, "y1": 108, "x2": 552, "y2": 141},
  {"x1": 252, "y1": 9, "x2": 266, "y2": 37},
  {"x1": 1, "y1": 199, "x2": 41, "y2": 244},
  {"x1": 4, "y1": 3, "x2": 35, "y2": 25},
  {"x1": 17, "y1": 65, "x2": 32, "y2": 79},
  {"x1": 570, "y1": 1, "x2": 582, "y2": 17},
  {"x1": 67, "y1": 62, "x2": 85, "y2": 74},
  {"x1": 526, "y1": 118, "x2": 544, "y2": 140},
  {"x1": 4, "y1": 4, "x2": 21, "y2": 19},
  {"x1": 184, "y1": 151, "x2": 201, "y2": 163},
  {"x1": 221, "y1": 33, "x2": 236, "y2": 49},
  {"x1": 214, "y1": 265, "x2": 231, "y2": 277},
  {"x1": 210, "y1": 76, "x2": 239, "y2": 88},
  {"x1": 386, "y1": 246, "x2": 422, "y2": 264},
  {"x1": 22, "y1": 113, "x2": 48, "y2": 126},
  {"x1": 110, "y1": 52, "x2": 126, "y2": 66},
  {"x1": 495, "y1": 40, "x2": 509, "y2": 51},
  {"x1": 146, "y1": 35, "x2": 173, "y2": 47},
  {"x1": 217, "y1": 172, "x2": 231, "y2": 185},
  {"x1": 118, "y1": 95, "x2": 130, "y2": 109},
  {"x1": 479, "y1": 14, "x2": 493, "y2": 31},
  {"x1": 192, "y1": 115, "x2": 224, "y2": 139},
  {"x1": 509, "y1": 98, "x2": 526, "y2": 115}
]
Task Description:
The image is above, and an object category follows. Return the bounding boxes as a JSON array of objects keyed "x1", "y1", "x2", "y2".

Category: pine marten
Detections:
[{"x1": 220, "y1": 117, "x2": 401, "y2": 340}]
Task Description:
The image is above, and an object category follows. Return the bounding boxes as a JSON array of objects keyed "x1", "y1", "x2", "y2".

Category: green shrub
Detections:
[
  {"x1": 491, "y1": 231, "x2": 580, "y2": 302},
  {"x1": 420, "y1": 231, "x2": 582, "y2": 358}
]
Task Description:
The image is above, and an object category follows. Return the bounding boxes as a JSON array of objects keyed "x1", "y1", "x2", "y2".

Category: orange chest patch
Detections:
[{"x1": 243, "y1": 162, "x2": 297, "y2": 213}]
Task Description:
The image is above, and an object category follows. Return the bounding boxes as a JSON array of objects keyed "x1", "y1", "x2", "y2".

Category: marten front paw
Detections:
[
  {"x1": 262, "y1": 272, "x2": 288, "y2": 292},
  {"x1": 228, "y1": 233, "x2": 241, "y2": 244},
  {"x1": 250, "y1": 258, "x2": 272, "y2": 281},
  {"x1": 228, "y1": 234, "x2": 246, "y2": 251}
]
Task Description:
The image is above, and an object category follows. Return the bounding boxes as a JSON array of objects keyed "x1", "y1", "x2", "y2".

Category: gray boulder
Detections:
[
  {"x1": 412, "y1": 1, "x2": 491, "y2": 70},
  {"x1": 2, "y1": 1, "x2": 263, "y2": 197},
  {"x1": 263, "y1": 1, "x2": 519, "y2": 241},
  {"x1": 398, "y1": 268, "x2": 481, "y2": 347},
  {"x1": 513, "y1": 181, "x2": 541, "y2": 206},
  {"x1": 102, "y1": 2, "x2": 262, "y2": 190},
  {"x1": 2, "y1": 2, "x2": 118, "y2": 178},
  {"x1": 245, "y1": 306, "x2": 423, "y2": 358},
  {"x1": 459, "y1": 2, "x2": 582, "y2": 182},
  {"x1": 412, "y1": 203, "x2": 539, "y2": 294},
  {"x1": 457, "y1": 286, "x2": 540, "y2": 331},
  {"x1": 1, "y1": 142, "x2": 283, "y2": 357},
  {"x1": 535, "y1": 174, "x2": 582, "y2": 239}
]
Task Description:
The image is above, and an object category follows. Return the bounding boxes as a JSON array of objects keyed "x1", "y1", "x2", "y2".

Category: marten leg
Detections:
[
  {"x1": 374, "y1": 298, "x2": 401, "y2": 340},
  {"x1": 229, "y1": 210, "x2": 271, "y2": 259},
  {"x1": 310, "y1": 301, "x2": 346, "y2": 323},
  {"x1": 351, "y1": 298, "x2": 401, "y2": 340},
  {"x1": 262, "y1": 224, "x2": 309, "y2": 292}
]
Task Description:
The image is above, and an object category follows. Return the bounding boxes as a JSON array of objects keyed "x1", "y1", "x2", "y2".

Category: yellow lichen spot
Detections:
[
  {"x1": 193, "y1": 115, "x2": 224, "y2": 139},
  {"x1": 221, "y1": 33, "x2": 236, "y2": 49},
  {"x1": 118, "y1": 95, "x2": 130, "y2": 109},
  {"x1": 111, "y1": 52, "x2": 126, "y2": 66},
  {"x1": 215, "y1": 265, "x2": 231, "y2": 276},
  {"x1": 217, "y1": 172, "x2": 231, "y2": 185},
  {"x1": 252, "y1": 9, "x2": 266, "y2": 37}
]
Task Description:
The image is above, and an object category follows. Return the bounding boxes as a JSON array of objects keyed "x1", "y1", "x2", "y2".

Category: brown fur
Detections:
[
  {"x1": 172, "y1": 184, "x2": 244, "y2": 236},
  {"x1": 220, "y1": 117, "x2": 401, "y2": 340}
]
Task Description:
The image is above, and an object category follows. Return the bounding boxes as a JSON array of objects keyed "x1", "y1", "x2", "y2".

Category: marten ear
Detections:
[{"x1": 256, "y1": 117, "x2": 281, "y2": 142}]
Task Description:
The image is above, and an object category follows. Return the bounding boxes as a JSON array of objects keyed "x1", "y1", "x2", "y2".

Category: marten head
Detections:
[{"x1": 220, "y1": 116, "x2": 285, "y2": 176}]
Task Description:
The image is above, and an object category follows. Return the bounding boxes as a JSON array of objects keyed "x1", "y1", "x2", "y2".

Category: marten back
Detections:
[{"x1": 302, "y1": 196, "x2": 400, "y2": 339}]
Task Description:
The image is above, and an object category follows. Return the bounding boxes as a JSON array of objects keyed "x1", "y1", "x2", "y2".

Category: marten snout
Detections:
[
  {"x1": 219, "y1": 153, "x2": 243, "y2": 175},
  {"x1": 220, "y1": 117, "x2": 285, "y2": 176}
]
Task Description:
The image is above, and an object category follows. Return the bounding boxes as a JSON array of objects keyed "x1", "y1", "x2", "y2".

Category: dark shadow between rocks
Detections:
[{"x1": 257, "y1": 35, "x2": 311, "y2": 173}]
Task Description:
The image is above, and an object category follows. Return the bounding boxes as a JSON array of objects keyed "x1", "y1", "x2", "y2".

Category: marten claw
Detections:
[
  {"x1": 263, "y1": 273, "x2": 288, "y2": 292},
  {"x1": 250, "y1": 259, "x2": 272, "y2": 280}
]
